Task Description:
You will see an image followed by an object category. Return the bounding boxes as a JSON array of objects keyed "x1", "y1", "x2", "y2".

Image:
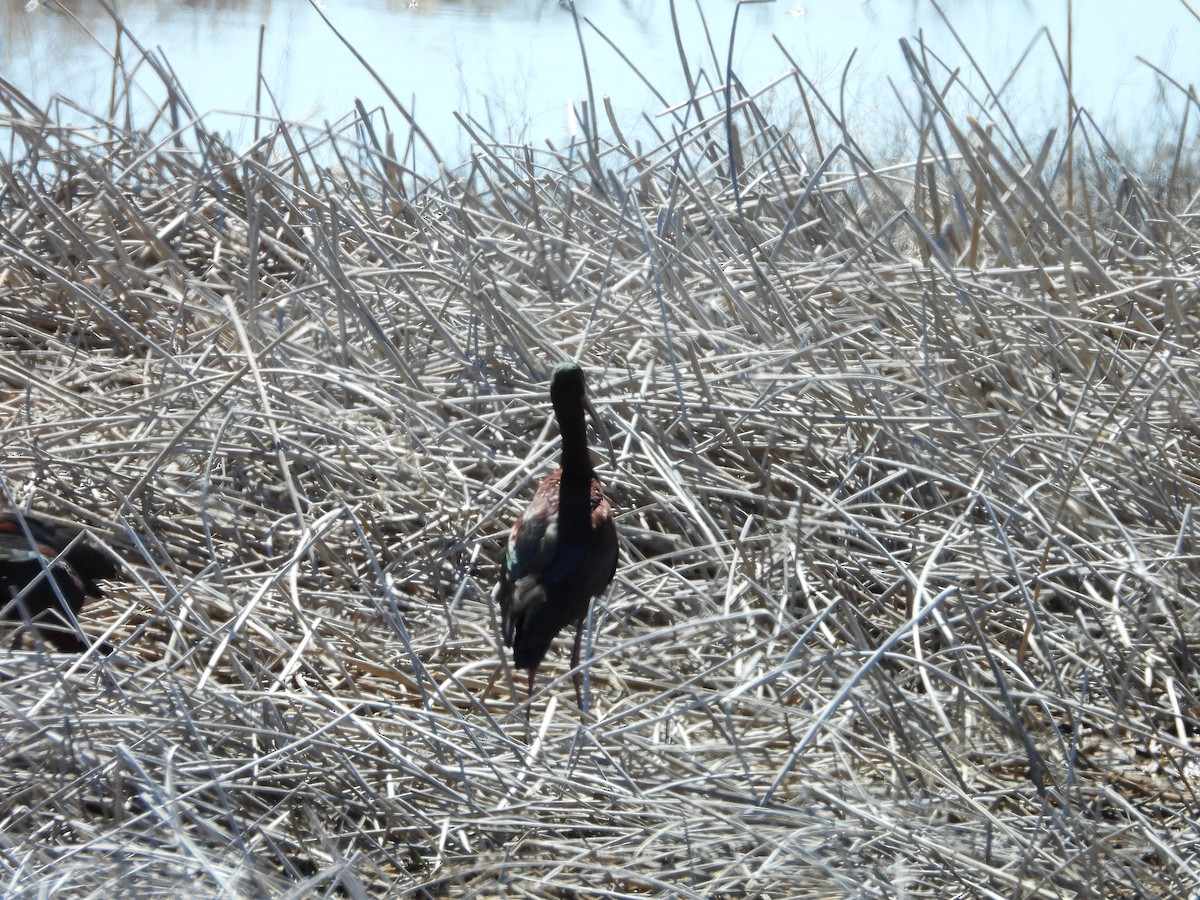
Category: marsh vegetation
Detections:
[{"x1": 1, "y1": 4, "x2": 1198, "y2": 896}]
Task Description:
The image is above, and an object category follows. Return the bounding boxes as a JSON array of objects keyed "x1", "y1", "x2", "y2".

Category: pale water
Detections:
[{"x1": 1, "y1": 1, "x2": 1196, "y2": 162}]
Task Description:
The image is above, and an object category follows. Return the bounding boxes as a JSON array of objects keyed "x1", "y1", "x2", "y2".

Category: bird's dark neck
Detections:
[{"x1": 555, "y1": 402, "x2": 593, "y2": 476}]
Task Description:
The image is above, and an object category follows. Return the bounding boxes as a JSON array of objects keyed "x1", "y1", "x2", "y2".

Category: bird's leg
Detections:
[
  {"x1": 527, "y1": 667, "x2": 536, "y2": 699},
  {"x1": 570, "y1": 619, "x2": 585, "y2": 711}
]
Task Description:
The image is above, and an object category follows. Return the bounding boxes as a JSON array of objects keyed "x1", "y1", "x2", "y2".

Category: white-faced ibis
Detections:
[
  {"x1": 497, "y1": 362, "x2": 618, "y2": 705},
  {"x1": 0, "y1": 511, "x2": 116, "y2": 654}
]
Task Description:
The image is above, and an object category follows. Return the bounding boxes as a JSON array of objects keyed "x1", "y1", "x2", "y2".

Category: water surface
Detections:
[{"x1": 2, "y1": 1, "x2": 1196, "y2": 160}]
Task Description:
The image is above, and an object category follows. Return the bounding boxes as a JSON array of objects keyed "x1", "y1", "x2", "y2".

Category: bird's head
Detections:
[{"x1": 550, "y1": 362, "x2": 587, "y2": 409}]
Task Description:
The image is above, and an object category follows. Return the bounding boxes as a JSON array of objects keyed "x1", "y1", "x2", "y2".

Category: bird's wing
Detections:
[
  {"x1": 505, "y1": 507, "x2": 557, "y2": 583},
  {"x1": 511, "y1": 512, "x2": 616, "y2": 599}
]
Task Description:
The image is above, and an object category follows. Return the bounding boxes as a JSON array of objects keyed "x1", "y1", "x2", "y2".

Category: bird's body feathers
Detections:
[
  {"x1": 499, "y1": 469, "x2": 617, "y2": 671},
  {"x1": 0, "y1": 512, "x2": 116, "y2": 653}
]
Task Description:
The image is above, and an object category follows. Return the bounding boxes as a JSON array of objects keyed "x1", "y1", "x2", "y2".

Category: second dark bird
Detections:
[
  {"x1": 0, "y1": 511, "x2": 117, "y2": 654},
  {"x1": 498, "y1": 362, "x2": 618, "y2": 704}
]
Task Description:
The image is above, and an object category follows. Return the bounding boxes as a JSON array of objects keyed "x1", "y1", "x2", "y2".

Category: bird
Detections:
[
  {"x1": 0, "y1": 511, "x2": 117, "y2": 654},
  {"x1": 497, "y1": 362, "x2": 618, "y2": 706}
]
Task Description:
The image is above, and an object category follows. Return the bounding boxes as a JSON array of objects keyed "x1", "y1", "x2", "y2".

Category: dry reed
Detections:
[{"x1": 0, "y1": 4, "x2": 1198, "y2": 897}]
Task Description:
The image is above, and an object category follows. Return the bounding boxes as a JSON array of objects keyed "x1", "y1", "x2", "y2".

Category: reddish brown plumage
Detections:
[
  {"x1": 0, "y1": 511, "x2": 116, "y2": 654},
  {"x1": 497, "y1": 363, "x2": 617, "y2": 702}
]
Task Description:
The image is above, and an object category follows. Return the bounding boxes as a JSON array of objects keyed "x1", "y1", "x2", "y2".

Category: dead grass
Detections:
[{"x1": 0, "y1": 3, "x2": 1198, "y2": 897}]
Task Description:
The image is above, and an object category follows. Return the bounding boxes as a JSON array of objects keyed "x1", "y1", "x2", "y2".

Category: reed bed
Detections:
[{"x1": 1, "y1": 8, "x2": 1198, "y2": 898}]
